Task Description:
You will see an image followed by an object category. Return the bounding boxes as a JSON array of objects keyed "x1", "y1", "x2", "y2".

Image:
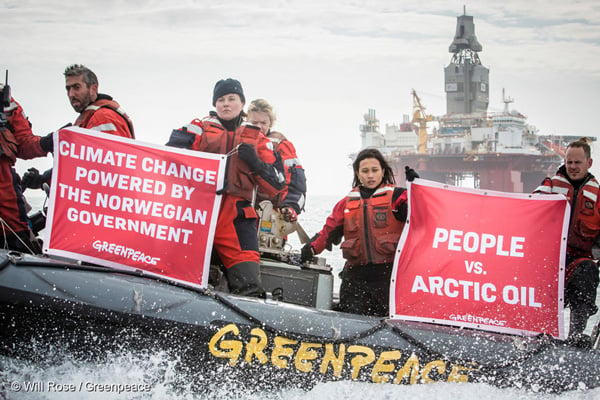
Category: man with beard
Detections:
[
  {"x1": 22, "y1": 64, "x2": 135, "y2": 189},
  {"x1": 535, "y1": 138, "x2": 600, "y2": 347},
  {"x1": 64, "y1": 64, "x2": 134, "y2": 138}
]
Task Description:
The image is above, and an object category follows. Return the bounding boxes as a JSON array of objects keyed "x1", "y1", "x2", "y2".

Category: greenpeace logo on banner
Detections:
[
  {"x1": 449, "y1": 313, "x2": 507, "y2": 327},
  {"x1": 390, "y1": 179, "x2": 570, "y2": 339},
  {"x1": 44, "y1": 127, "x2": 226, "y2": 289},
  {"x1": 92, "y1": 240, "x2": 160, "y2": 266}
]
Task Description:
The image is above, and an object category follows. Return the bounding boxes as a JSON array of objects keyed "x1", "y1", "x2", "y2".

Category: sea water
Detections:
[{"x1": 2, "y1": 193, "x2": 600, "y2": 399}]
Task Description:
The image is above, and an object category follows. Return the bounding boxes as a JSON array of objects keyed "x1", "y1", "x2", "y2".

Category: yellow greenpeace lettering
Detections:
[
  {"x1": 295, "y1": 342, "x2": 323, "y2": 373},
  {"x1": 347, "y1": 345, "x2": 376, "y2": 379},
  {"x1": 207, "y1": 323, "x2": 477, "y2": 385},
  {"x1": 447, "y1": 364, "x2": 477, "y2": 383},
  {"x1": 394, "y1": 353, "x2": 420, "y2": 384},
  {"x1": 320, "y1": 343, "x2": 346, "y2": 377},
  {"x1": 245, "y1": 327, "x2": 268, "y2": 364},
  {"x1": 208, "y1": 323, "x2": 242, "y2": 366},
  {"x1": 272, "y1": 336, "x2": 297, "y2": 368},
  {"x1": 422, "y1": 360, "x2": 446, "y2": 383},
  {"x1": 372, "y1": 350, "x2": 402, "y2": 383}
]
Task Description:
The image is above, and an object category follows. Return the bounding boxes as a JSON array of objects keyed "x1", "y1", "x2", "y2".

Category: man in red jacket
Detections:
[
  {"x1": 22, "y1": 64, "x2": 135, "y2": 189},
  {"x1": 535, "y1": 138, "x2": 600, "y2": 347},
  {"x1": 0, "y1": 84, "x2": 50, "y2": 253},
  {"x1": 65, "y1": 64, "x2": 134, "y2": 138}
]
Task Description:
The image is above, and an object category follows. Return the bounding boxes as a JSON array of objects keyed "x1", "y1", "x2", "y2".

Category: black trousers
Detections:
[
  {"x1": 338, "y1": 263, "x2": 393, "y2": 317},
  {"x1": 565, "y1": 256, "x2": 600, "y2": 334}
]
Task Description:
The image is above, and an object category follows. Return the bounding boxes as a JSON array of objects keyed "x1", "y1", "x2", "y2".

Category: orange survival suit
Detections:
[
  {"x1": 535, "y1": 165, "x2": 600, "y2": 338},
  {"x1": 257, "y1": 130, "x2": 306, "y2": 215},
  {"x1": 308, "y1": 184, "x2": 407, "y2": 316},
  {"x1": 167, "y1": 112, "x2": 285, "y2": 296},
  {"x1": 74, "y1": 93, "x2": 135, "y2": 138},
  {"x1": 0, "y1": 91, "x2": 48, "y2": 252}
]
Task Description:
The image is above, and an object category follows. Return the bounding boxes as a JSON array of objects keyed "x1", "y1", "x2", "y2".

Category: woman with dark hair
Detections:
[{"x1": 301, "y1": 148, "x2": 417, "y2": 316}]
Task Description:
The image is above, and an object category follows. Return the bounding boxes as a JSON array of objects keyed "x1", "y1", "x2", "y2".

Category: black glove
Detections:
[
  {"x1": 405, "y1": 165, "x2": 420, "y2": 182},
  {"x1": 166, "y1": 128, "x2": 195, "y2": 148},
  {"x1": 39, "y1": 132, "x2": 54, "y2": 153},
  {"x1": 21, "y1": 168, "x2": 43, "y2": 189},
  {"x1": 300, "y1": 244, "x2": 315, "y2": 263},
  {"x1": 39, "y1": 123, "x2": 72, "y2": 153},
  {"x1": 237, "y1": 143, "x2": 263, "y2": 172}
]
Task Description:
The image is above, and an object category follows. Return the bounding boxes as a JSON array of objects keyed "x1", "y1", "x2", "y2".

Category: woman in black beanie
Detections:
[{"x1": 167, "y1": 78, "x2": 285, "y2": 297}]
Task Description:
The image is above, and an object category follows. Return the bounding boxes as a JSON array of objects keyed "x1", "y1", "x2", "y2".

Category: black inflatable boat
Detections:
[{"x1": 1, "y1": 249, "x2": 599, "y2": 394}]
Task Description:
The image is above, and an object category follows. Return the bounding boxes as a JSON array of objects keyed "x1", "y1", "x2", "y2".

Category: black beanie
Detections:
[{"x1": 212, "y1": 78, "x2": 245, "y2": 106}]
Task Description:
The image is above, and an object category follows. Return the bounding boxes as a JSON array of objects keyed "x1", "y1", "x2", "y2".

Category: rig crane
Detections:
[{"x1": 412, "y1": 89, "x2": 433, "y2": 154}]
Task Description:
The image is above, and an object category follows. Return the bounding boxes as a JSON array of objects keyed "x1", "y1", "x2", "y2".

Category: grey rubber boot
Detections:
[
  {"x1": 569, "y1": 307, "x2": 590, "y2": 337},
  {"x1": 226, "y1": 261, "x2": 265, "y2": 298},
  {"x1": 567, "y1": 308, "x2": 593, "y2": 349}
]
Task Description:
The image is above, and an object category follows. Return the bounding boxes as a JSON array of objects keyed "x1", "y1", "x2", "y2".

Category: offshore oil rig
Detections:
[{"x1": 359, "y1": 9, "x2": 577, "y2": 193}]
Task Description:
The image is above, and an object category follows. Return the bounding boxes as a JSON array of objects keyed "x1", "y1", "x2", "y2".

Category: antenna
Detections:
[
  {"x1": 0, "y1": 70, "x2": 10, "y2": 109},
  {"x1": 502, "y1": 88, "x2": 514, "y2": 114},
  {"x1": 0, "y1": 70, "x2": 9, "y2": 129}
]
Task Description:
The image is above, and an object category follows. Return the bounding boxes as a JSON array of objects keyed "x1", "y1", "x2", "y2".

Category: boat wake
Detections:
[{"x1": 1, "y1": 350, "x2": 598, "y2": 400}]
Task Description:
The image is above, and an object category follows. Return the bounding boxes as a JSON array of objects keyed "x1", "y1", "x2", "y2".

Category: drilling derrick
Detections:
[
  {"x1": 356, "y1": 9, "x2": 567, "y2": 193},
  {"x1": 445, "y1": 7, "x2": 489, "y2": 114}
]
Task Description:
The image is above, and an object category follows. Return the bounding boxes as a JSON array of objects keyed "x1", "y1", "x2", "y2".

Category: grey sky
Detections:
[{"x1": 3, "y1": 0, "x2": 600, "y2": 196}]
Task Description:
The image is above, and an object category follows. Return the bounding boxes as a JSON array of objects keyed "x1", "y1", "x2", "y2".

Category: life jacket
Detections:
[
  {"x1": 256, "y1": 131, "x2": 287, "y2": 207},
  {"x1": 340, "y1": 185, "x2": 405, "y2": 266},
  {"x1": 548, "y1": 173, "x2": 600, "y2": 258},
  {"x1": 0, "y1": 127, "x2": 17, "y2": 163},
  {"x1": 75, "y1": 97, "x2": 135, "y2": 138},
  {"x1": 195, "y1": 115, "x2": 262, "y2": 201}
]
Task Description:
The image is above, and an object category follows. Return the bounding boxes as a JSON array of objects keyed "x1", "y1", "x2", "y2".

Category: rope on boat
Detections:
[
  {"x1": 475, "y1": 334, "x2": 557, "y2": 373},
  {"x1": 386, "y1": 321, "x2": 558, "y2": 372},
  {"x1": 209, "y1": 290, "x2": 390, "y2": 343},
  {"x1": 10, "y1": 255, "x2": 389, "y2": 343},
  {"x1": 0, "y1": 217, "x2": 38, "y2": 255}
]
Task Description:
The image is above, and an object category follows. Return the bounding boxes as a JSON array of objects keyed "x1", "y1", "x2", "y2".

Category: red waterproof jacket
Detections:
[
  {"x1": 312, "y1": 185, "x2": 407, "y2": 267},
  {"x1": 168, "y1": 114, "x2": 284, "y2": 202},
  {"x1": 74, "y1": 94, "x2": 134, "y2": 139},
  {"x1": 0, "y1": 95, "x2": 48, "y2": 234},
  {"x1": 1, "y1": 95, "x2": 46, "y2": 163},
  {"x1": 535, "y1": 167, "x2": 600, "y2": 259}
]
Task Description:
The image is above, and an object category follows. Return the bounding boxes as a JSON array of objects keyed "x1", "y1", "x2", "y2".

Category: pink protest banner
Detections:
[
  {"x1": 44, "y1": 127, "x2": 226, "y2": 289},
  {"x1": 390, "y1": 179, "x2": 570, "y2": 338}
]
